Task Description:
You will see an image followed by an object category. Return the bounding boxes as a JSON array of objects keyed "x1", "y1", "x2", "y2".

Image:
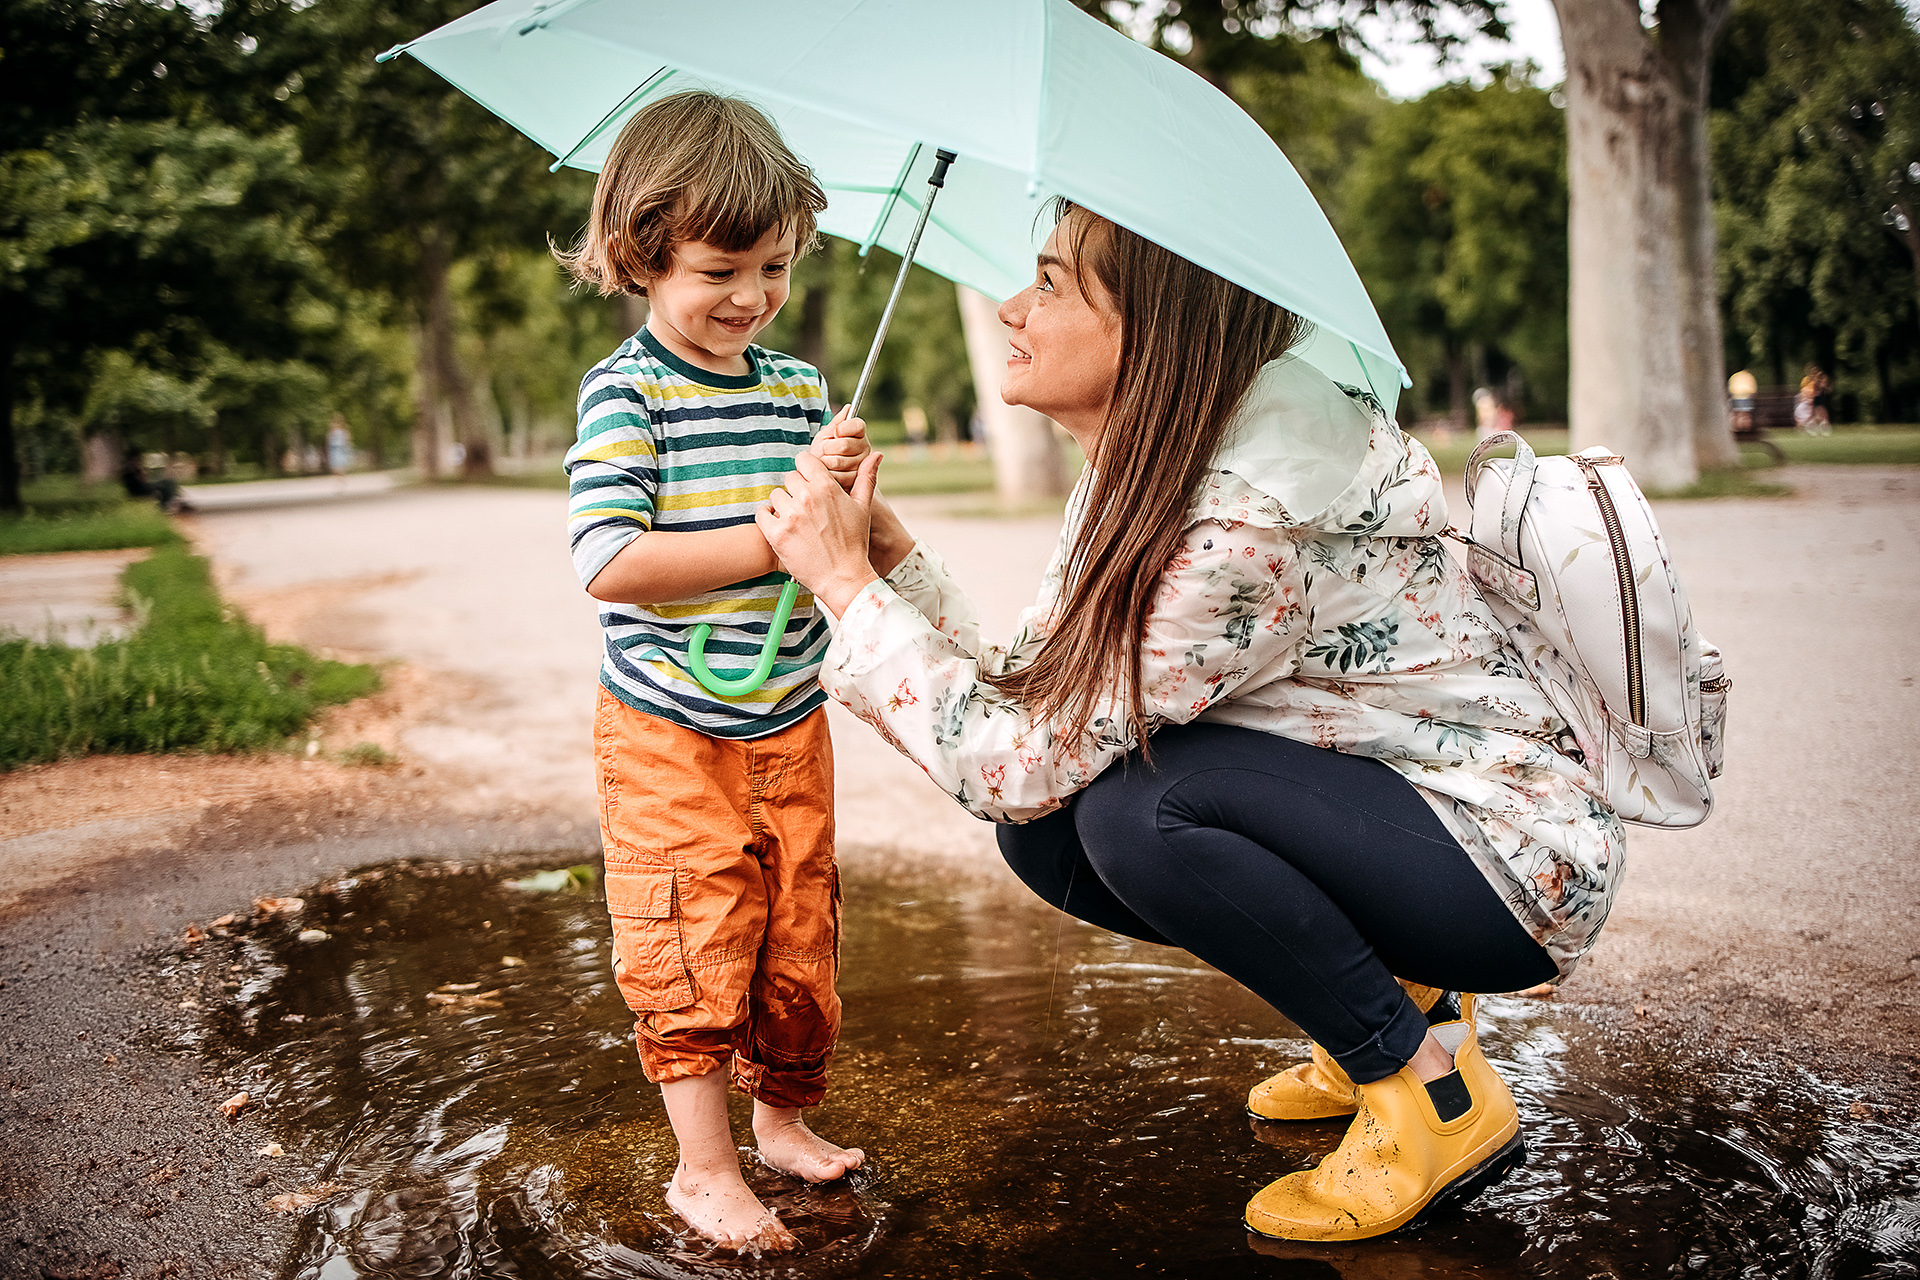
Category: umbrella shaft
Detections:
[{"x1": 847, "y1": 150, "x2": 956, "y2": 419}]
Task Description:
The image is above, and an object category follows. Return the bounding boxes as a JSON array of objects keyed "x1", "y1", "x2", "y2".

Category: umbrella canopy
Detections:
[{"x1": 380, "y1": 0, "x2": 1408, "y2": 412}]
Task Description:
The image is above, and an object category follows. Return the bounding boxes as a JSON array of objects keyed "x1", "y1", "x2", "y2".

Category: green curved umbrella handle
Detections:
[
  {"x1": 678, "y1": 148, "x2": 957, "y2": 699},
  {"x1": 685, "y1": 577, "x2": 800, "y2": 697}
]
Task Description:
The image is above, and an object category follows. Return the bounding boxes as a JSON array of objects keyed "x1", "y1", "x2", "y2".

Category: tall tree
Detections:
[
  {"x1": 1343, "y1": 74, "x2": 1570, "y2": 424},
  {"x1": 285, "y1": 0, "x2": 589, "y2": 478},
  {"x1": 1710, "y1": 0, "x2": 1920, "y2": 420},
  {"x1": 1554, "y1": 0, "x2": 1740, "y2": 488}
]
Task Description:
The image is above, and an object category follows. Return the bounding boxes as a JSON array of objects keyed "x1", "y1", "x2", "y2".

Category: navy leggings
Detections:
[{"x1": 996, "y1": 722, "x2": 1558, "y2": 1083}]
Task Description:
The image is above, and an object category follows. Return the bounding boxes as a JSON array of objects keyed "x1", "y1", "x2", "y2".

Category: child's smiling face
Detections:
[{"x1": 643, "y1": 225, "x2": 796, "y2": 375}]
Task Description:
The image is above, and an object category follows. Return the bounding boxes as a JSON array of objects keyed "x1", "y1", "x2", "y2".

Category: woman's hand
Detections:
[{"x1": 759, "y1": 451, "x2": 884, "y2": 618}]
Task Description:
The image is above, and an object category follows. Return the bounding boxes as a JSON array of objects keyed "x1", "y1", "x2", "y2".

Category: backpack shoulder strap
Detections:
[{"x1": 1465, "y1": 430, "x2": 1536, "y2": 566}]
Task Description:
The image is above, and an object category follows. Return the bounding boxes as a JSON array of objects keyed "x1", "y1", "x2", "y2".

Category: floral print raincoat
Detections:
[{"x1": 821, "y1": 354, "x2": 1625, "y2": 976}]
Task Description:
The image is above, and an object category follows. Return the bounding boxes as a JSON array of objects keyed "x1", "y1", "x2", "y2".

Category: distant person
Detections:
[
  {"x1": 555, "y1": 91, "x2": 872, "y2": 1253},
  {"x1": 1728, "y1": 368, "x2": 1758, "y2": 433},
  {"x1": 327, "y1": 417, "x2": 354, "y2": 476},
  {"x1": 1798, "y1": 365, "x2": 1832, "y2": 436},
  {"x1": 118, "y1": 446, "x2": 187, "y2": 513},
  {"x1": 1472, "y1": 385, "x2": 1504, "y2": 440}
]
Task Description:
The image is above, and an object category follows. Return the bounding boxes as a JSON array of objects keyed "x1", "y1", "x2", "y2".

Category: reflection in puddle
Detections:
[{"x1": 169, "y1": 860, "x2": 1920, "y2": 1279}]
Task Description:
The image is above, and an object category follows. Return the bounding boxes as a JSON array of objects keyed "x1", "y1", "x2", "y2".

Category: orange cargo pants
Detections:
[{"x1": 595, "y1": 689, "x2": 841, "y2": 1109}]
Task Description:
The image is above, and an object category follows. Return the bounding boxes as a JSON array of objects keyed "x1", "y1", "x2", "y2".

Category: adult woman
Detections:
[{"x1": 760, "y1": 204, "x2": 1624, "y2": 1241}]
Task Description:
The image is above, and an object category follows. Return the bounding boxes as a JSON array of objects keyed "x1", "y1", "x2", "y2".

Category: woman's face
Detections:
[{"x1": 996, "y1": 219, "x2": 1122, "y2": 445}]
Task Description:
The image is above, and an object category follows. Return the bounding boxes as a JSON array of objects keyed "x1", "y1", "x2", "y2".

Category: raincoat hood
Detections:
[{"x1": 1212, "y1": 352, "x2": 1445, "y2": 537}]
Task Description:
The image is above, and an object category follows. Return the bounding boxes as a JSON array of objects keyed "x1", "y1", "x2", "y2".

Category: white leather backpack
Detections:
[{"x1": 1458, "y1": 432, "x2": 1729, "y2": 829}]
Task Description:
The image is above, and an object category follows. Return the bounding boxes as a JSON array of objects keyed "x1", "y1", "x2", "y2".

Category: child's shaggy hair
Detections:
[{"x1": 556, "y1": 91, "x2": 826, "y2": 297}]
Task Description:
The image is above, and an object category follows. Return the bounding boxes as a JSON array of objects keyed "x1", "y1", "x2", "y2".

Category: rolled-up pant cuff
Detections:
[
  {"x1": 732, "y1": 1055, "x2": 828, "y2": 1109},
  {"x1": 1328, "y1": 990, "x2": 1433, "y2": 1085}
]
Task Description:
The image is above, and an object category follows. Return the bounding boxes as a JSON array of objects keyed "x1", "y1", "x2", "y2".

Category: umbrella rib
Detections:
[
  {"x1": 547, "y1": 64, "x2": 676, "y2": 173},
  {"x1": 859, "y1": 143, "x2": 921, "y2": 257}
]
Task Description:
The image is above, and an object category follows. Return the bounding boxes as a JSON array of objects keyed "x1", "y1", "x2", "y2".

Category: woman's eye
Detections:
[{"x1": 1038, "y1": 273, "x2": 1054, "y2": 293}]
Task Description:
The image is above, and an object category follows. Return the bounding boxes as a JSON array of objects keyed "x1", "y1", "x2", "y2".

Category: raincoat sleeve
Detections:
[{"x1": 819, "y1": 516, "x2": 1309, "y2": 822}]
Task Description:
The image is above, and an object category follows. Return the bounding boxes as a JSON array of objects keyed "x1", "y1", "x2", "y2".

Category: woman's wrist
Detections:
[
  {"x1": 867, "y1": 496, "x2": 915, "y2": 578},
  {"x1": 813, "y1": 564, "x2": 882, "y2": 619}
]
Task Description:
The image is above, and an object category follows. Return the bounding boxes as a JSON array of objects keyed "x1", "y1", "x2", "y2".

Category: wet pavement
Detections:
[{"x1": 161, "y1": 858, "x2": 1920, "y2": 1280}]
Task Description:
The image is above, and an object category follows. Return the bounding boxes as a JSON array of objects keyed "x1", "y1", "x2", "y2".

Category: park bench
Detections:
[{"x1": 1733, "y1": 387, "x2": 1793, "y2": 462}]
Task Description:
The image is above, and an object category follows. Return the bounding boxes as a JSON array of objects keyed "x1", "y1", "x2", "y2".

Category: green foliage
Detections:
[
  {"x1": 0, "y1": 541, "x2": 379, "y2": 768},
  {"x1": 1341, "y1": 72, "x2": 1569, "y2": 421},
  {"x1": 1711, "y1": 0, "x2": 1920, "y2": 420},
  {"x1": 0, "y1": 501, "x2": 178, "y2": 555}
]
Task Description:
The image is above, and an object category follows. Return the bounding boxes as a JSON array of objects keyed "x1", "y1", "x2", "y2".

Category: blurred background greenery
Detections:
[{"x1": 1, "y1": 0, "x2": 1915, "y2": 512}]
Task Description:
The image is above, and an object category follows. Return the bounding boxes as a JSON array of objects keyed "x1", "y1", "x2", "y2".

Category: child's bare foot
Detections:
[
  {"x1": 664, "y1": 1164, "x2": 798, "y2": 1253},
  {"x1": 753, "y1": 1105, "x2": 866, "y2": 1183}
]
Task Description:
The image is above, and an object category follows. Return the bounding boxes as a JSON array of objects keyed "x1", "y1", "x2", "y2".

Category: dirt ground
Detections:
[{"x1": 1, "y1": 466, "x2": 1916, "y2": 1276}]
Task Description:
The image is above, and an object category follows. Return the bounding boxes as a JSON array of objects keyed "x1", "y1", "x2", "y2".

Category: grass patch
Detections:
[
  {"x1": 338, "y1": 741, "x2": 397, "y2": 768},
  {"x1": 0, "y1": 502, "x2": 182, "y2": 556},
  {"x1": 1745, "y1": 427, "x2": 1920, "y2": 467},
  {"x1": 0, "y1": 542, "x2": 380, "y2": 770},
  {"x1": 1650, "y1": 468, "x2": 1793, "y2": 500}
]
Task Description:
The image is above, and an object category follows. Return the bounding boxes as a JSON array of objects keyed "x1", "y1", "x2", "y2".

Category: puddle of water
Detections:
[{"x1": 167, "y1": 859, "x2": 1920, "y2": 1280}]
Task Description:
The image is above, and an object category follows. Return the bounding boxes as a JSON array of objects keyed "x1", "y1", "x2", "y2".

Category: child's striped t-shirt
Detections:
[{"x1": 564, "y1": 328, "x2": 830, "y2": 739}]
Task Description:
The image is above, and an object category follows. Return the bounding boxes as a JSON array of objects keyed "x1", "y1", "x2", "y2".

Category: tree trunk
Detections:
[
  {"x1": 1553, "y1": 0, "x2": 1736, "y2": 490},
  {"x1": 1890, "y1": 198, "x2": 1920, "y2": 321},
  {"x1": 799, "y1": 240, "x2": 832, "y2": 381},
  {"x1": 418, "y1": 227, "x2": 492, "y2": 479},
  {"x1": 956, "y1": 285, "x2": 1066, "y2": 507},
  {"x1": 409, "y1": 322, "x2": 440, "y2": 479},
  {"x1": 619, "y1": 293, "x2": 649, "y2": 338},
  {"x1": 0, "y1": 328, "x2": 19, "y2": 514}
]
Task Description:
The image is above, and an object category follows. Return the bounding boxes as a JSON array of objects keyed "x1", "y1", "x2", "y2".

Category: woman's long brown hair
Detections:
[{"x1": 989, "y1": 203, "x2": 1307, "y2": 756}]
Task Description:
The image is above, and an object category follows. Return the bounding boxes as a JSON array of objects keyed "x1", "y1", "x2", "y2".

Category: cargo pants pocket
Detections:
[{"x1": 605, "y1": 864, "x2": 696, "y2": 1012}]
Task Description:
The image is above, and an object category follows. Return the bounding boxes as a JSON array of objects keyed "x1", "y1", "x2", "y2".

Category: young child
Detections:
[{"x1": 558, "y1": 91, "x2": 872, "y2": 1252}]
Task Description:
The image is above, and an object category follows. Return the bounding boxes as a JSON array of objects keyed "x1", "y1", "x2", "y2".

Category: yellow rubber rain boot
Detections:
[
  {"x1": 1244, "y1": 998, "x2": 1524, "y2": 1241},
  {"x1": 1246, "y1": 984, "x2": 1458, "y2": 1122}
]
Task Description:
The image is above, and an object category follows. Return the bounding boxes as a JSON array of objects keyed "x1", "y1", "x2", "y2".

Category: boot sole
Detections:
[
  {"x1": 1244, "y1": 1104, "x2": 1359, "y2": 1122},
  {"x1": 1402, "y1": 1130, "x2": 1527, "y2": 1232},
  {"x1": 1244, "y1": 1131, "x2": 1527, "y2": 1242}
]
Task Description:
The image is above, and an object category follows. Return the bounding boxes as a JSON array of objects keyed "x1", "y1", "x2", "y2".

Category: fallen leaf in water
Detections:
[
  {"x1": 267, "y1": 1182, "x2": 347, "y2": 1213},
  {"x1": 426, "y1": 989, "x2": 504, "y2": 1010},
  {"x1": 437, "y1": 981, "x2": 483, "y2": 993},
  {"x1": 1849, "y1": 1101, "x2": 1876, "y2": 1121},
  {"x1": 219, "y1": 1091, "x2": 251, "y2": 1118},
  {"x1": 509, "y1": 865, "x2": 597, "y2": 894},
  {"x1": 182, "y1": 924, "x2": 205, "y2": 945},
  {"x1": 210, "y1": 913, "x2": 237, "y2": 928},
  {"x1": 500, "y1": 956, "x2": 523, "y2": 968},
  {"x1": 257, "y1": 1142, "x2": 285, "y2": 1158},
  {"x1": 178, "y1": 998, "x2": 201, "y2": 1010},
  {"x1": 1634, "y1": 1005, "x2": 1648, "y2": 1018},
  {"x1": 253, "y1": 897, "x2": 305, "y2": 919},
  {"x1": 282, "y1": 1013, "x2": 306, "y2": 1024},
  {"x1": 297, "y1": 929, "x2": 329, "y2": 943}
]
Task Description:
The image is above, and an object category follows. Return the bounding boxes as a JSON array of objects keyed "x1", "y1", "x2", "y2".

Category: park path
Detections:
[{"x1": 182, "y1": 466, "x2": 1920, "y2": 1062}]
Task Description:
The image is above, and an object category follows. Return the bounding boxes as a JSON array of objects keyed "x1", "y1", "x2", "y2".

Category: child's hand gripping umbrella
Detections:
[
  {"x1": 380, "y1": 0, "x2": 1408, "y2": 696},
  {"x1": 681, "y1": 148, "x2": 954, "y2": 698}
]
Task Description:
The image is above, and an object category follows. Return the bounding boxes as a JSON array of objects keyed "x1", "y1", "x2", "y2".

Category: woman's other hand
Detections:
[
  {"x1": 760, "y1": 451, "x2": 884, "y2": 617},
  {"x1": 808, "y1": 406, "x2": 871, "y2": 491}
]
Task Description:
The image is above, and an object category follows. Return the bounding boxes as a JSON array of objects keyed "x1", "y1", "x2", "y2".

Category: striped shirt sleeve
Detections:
[{"x1": 565, "y1": 365, "x2": 657, "y2": 591}]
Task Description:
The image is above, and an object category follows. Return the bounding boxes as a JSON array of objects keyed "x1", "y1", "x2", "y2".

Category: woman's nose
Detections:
[{"x1": 998, "y1": 287, "x2": 1031, "y2": 329}]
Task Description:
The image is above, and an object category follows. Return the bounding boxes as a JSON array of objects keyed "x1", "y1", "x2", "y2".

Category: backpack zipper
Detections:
[{"x1": 1576, "y1": 455, "x2": 1645, "y2": 726}]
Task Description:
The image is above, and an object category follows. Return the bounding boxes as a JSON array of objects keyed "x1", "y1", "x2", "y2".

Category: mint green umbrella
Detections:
[{"x1": 382, "y1": 0, "x2": 1408, "y2": 695}]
